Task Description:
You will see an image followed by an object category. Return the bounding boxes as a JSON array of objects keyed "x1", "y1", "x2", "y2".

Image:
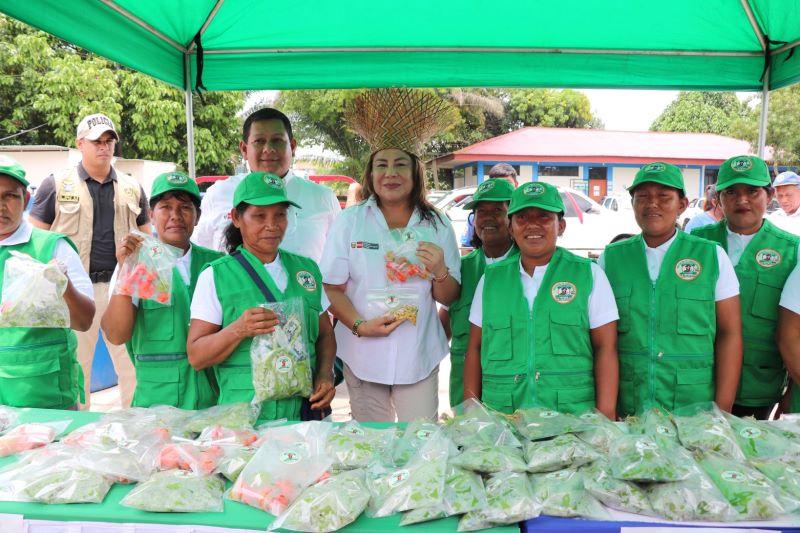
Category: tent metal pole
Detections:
[
  {"x1": 758, "y1": 68, "x2": 769, "y2": 158},
  {"x1": 183, "y1": 53, "x2": 196, "y2": 179}
]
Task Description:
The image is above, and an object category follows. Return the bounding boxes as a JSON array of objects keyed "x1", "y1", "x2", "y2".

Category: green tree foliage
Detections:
[
  {"x1": 727, "y1": 86, "x2": 800, "y2": 165},
  {"x1": 0, "y1": 15, "x2": 243, "y2": 175},
  {"x1": 506, "y1": 89, "x2": 594, "y2": 128},
  {"x1": 650, "y1": 92, "x2": 747, "y2": 136}
]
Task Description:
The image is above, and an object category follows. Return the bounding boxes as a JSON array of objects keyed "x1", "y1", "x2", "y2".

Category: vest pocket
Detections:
[
  {"x1": 483, "y1": 318, "x2": 513, "y2": 361},
  {"x1": 674, "y1": 366, "x2": 714, "y2": 409},
  {"x1": 481, "y1": 374, "x2": 519, "y2": 415},
  {"x1": 613, "y1": 286, "x2": 632, "y2": 333},
  {"x1": 550, "y1": 313, "x2": 587, "y2": 355},
  {"x1": 617, "y1": 360, "x2": 638, "y2": 417},
  {"x1": 125, "y1": 201, "x2": 141, "y2": 229},
  {"x1": 142, "y1": 304, "x2": 175, "y2": 341},
  {"x1": 0, "y1": 353, "x2": 65, "y2": 408},
  {"x1": 217, "y1": 366, "x2": 255, "y2": 405},
  {"x1": 738, "y1": 353, "x2": 786, "y2": 405},
  {"x1": 556, "y1": 386, "x2": 595, "y2": 415},
  {"x1": 133, "y1": 363, "x2": 181, "y2": 408},
  {"x1": 55, "y1": 202, "x2": 81, "y2": 236},
  {"x1": 675, "y1": 284, "x2": 714, "y2": 335},
  {"x1": 751, "y1": 272, "x2": 784, "y2": 322}
]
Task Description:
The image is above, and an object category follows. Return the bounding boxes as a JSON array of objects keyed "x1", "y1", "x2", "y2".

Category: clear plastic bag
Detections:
[
  {"x1": 530, "y1": 468, "x2": 608, "y2": 518},
  {"x1": 751, "y1": 458, "x2": 800, "y2": 502},
  {"x1": 674, "y1": 404, "x2": 745, "y2": 460},
  {"x1": 365, "y1": 287, "x2": 420, "y2": 325},
  {"x1": 0, "y1": 406, "x2": 18, "y2": 434},
  {"x1": 268, "y1": 469, "x2": 370, "y2": 532},
  {"x1": 512, "y1": 407, "x2": 591, "y2": 441},
  {"x1": 325, "y1": 420, "x2": 396, "y2": 470},
  {"x1": 630, "y1": 406, "x2": 680, "y2": 448},
  {"x1": 216, "y1": 445, "x2": 255, "y2": 482},
  {"x1": 121, "y1": 470, "x2": 225, "y2": 512},
  {"x1": 444, "y1": 398, "x2": 521, "y2": 448},
  {"x1": 0, "y1": 251, "x2": 69, "y2": 327},
  {"x1": 198, "y1": 425, "x2": 259, "y2": 447},
  {"x1": 450, "y1": 444, "x2": 526, "y2": 474},
  {"x1": 0, "y1": 421, "x2": 68, "y2": 457},
  {"x1": 609, "y1": 434, "x2": 693, "y2": 482},
  {"x1": 575, "y1": 410, "x2": 626, "y2": 454},
  {"x1": 366, "y1": 431, "x2": 449, "y2": 517},
  {"x1": 20, "y1": 465, "x2": 112, "y2": 504},
  {"x1": 524, "y1": 433, "x2": 601, "y2": 473},
  {"x1": 457, "y1": 471, "x2": 540, "y2": 531},
  {"x1": 724, "y1": 413, "x2": 800, "y2": 459},
  {"x1": 228, "y1": 422, "x2": 333, "y2": 515},
  {"x1": 387, "y1": 420, "x2": 454, "y2": 466},
  {"x1": 582, "y1": 459, "x2": 654, "y2": 516},
  {"x1": 114, "y1": 230, "x2": 181, "y2": 304},
  {"x1": 399, "y1": 464, "x2": 488, "y2": 525},
  {"x1": 157, "y1": 441, "x2": 226, "y2": 475},
  {"x1": 183, "y1": 402, "x2": 260, "y2": 434},
  {"x1": 383, "y1": 227, "x2": 435, "y2": 282},
  {"x1": 251, "y1": 298, "x2": 313, "y2": 402}
]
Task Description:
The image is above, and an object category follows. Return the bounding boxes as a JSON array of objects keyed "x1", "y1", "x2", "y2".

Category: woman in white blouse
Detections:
[{"x1": 320, "y1": 88, "x2": 461, "y2": 421}]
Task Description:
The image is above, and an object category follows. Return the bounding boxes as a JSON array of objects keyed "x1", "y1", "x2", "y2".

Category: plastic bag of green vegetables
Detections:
[
  {"x1": 451, "y1": 444, "x2": 526, "y2": 474},
  {"x1": 575, "y1": 410, "x2": 626, "y2": 454},
  {"x1": 20, "y1": 465, "x2": 113, "y2": 504},
  {"x1": 0, "y1": 406, "x2": 18, "y2": 434},
  {"x1": 215, "y1": 445, "x2": 255, "y2": 483},
  {"x1": 630, "y1": 406, "x2": 680, "y2": 447},
  {"x1": 512, "y1": 407, "x2": 591, "y2": 441},
  {"x1": 366, "y1": 431, "x2": 449, "y2": 517},
  {"x1": 724, "y1": 413, "x2": 800, "y2": 459},
  {"x1": 251, "y1": 298, "x2": 313, "y2": 402},
  {"x1": 388, "y1": 420, "x2": 455, "y2": 467},
  {"x1": 183, "y1": 402, "x2": 259, "y2": 434},
  {"x1": 609, "y1": 434, "x2": 692, "y2": 482},
  {"x1": 699, "y1": 452, "x2": 790, "y2": 519},
  {"x1": 530, "y1": 468, "x2": 608, "y2": 518},
  {"x1": 646, "y1": 450, "x2": 737, "y2": 522},
  {"x1": 0, "y1": 251, "x2": 70, "y2": 328},
  {"x1": 582, "y1": 459, "x2": 654, "y2": 516},
  {"x1": 443, "y1": 398, "x2": 521, "y2": 448},
  {"x1": 751, "y1": 458, "x2": 800, "y2": 501},
  {"x1": 325, "y1": 420, "x2": 396, "y2": 470},
  {"x1": 458, "y1": 471, "x2": 541, "y2": 531},
  {"x1": 399, "y1": 464, "x2": 487, "y2": 525},
  {"x1": 268, "y1": 469, "x2": 370, "y2": 532},
  {"x1": 121, "y1": 470, "x2": 225, "y2": 512},
  {"x1": 674, "y1": 404, "x2": 745, "y2": 460},
  {"x1": 524, "y1": 433, "x2": 601, "y2": 473}
]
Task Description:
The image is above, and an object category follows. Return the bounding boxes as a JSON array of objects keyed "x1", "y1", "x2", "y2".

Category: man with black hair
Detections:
[
  {"x1": 461, "y1": 164, "x2": 519, "y2": 247},
  {"x1": 193, "y1": 108, "x2": 340, "y2": 261}
]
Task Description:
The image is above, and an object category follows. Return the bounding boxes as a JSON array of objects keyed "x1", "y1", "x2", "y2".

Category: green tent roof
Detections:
[{"x1": 2, "y1": 0, "x2": 800, "y2": 91}]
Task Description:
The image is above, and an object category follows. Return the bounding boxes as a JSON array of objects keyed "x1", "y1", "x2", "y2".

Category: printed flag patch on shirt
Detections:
[{"x1": 350, "y1": 241, "x2": 379, "y2": 250}]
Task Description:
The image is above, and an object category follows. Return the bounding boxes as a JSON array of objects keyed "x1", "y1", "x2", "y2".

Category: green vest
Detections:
[
  {"x1": 127, "y1": 244, "x2": 223, "y2": 410},
  {"x1": 480, "y1": 247, "x2": 595, "y2": 415},
  {"x1": 603, "y1": 231, "x2": 719, "y2": 416},
  {"x1": 212, "y1": 247, "x2": 322, "y2": 422},
  {"x1": 0, "y1": 227, "x2": 82, "y2": 409},
  {"x1": 448, "y1": 245, "x2": 518, "y2": 408},
  {"x1": 693, "y1": 219, "x2": 799, "y2": 407}
]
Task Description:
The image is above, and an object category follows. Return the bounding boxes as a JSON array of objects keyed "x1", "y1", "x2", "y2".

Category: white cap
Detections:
[
  {"x1": 774, "y1": 171, "x2": 800, "y2": 188},
  {"x1": 76, "y1": 113, "x2": 118, "y2": 141}
]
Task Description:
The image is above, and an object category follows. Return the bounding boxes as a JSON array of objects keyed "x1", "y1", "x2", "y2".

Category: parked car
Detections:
[{"x1": 680, "y1": 197, "x2": 706, "y2": 229}]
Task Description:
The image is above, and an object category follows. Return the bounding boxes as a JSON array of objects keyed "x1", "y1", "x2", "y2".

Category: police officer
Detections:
[
  {"x1": 464, "y1": 182, "x2": 619, "y2": 418},
  {"x1": 102, "y1": 172, "x2": 223, "y2": 409},
  {"x1": 440, "y1": 178, "x2": 517, "y2": 408},
  {"x1": 0, "y1": 156, "x2": 95, "y2": 408},
  {"x1": 600, "y1": 162, "x2": 743, "y2": 416}
]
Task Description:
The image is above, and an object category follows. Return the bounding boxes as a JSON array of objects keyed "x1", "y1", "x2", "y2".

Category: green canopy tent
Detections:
[{"x1": 2, "y1": 0, "x2": 800, "y2": 176}]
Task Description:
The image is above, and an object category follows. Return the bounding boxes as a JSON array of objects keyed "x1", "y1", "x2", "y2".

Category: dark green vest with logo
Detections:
[
  {"x1": 448, "y1": 245, "x2": 518, "y2": 408},
  {"x1": 480, "y1": 247, "x2": 595, "y2": 415},
  {"x1": 127, "y1": 244, "x2": 223, "y2": 410},
  {"x1": 0, "y1": 227, "x2": 82, "y2": 409},
  {"x1": 212, "y1": 247, "x2": 322, "y2": 422},
  {"x1": 693, "y1": 219, "x2": 799, "y2": 407},
  {"x1": 603, "y1": 231, "x2": 719, "y2": 416}
]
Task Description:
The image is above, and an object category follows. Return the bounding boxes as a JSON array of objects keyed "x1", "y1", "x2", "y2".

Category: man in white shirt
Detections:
[
  {"x1": 193, "y1": 108, "x2": 341, "y2": 260},
  {"x1": 769, "y1": 171, "x2": 800, "y2": 236}
]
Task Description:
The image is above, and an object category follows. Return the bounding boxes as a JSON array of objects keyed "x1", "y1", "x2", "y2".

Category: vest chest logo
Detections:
[
  {"x1": 551, "y1": 281, "x2": 577, "y2": 304},
  {"x1": 58, "y1": 178, "x2": 79, "y2": 203},
  {"x1": 296, "y1": 270, "x2": 317, "y2": 291},
  {"x1": 755, "y1": 248, "x2": 781, "y2": 268},
  {"x1": 674, "y1": 258, "x2": 701, "y2": 281},
  {"x1": 523, "y1": 183, "x2": 545, "y2": 196}
]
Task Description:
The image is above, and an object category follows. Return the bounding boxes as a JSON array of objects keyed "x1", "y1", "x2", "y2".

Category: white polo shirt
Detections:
[
  {"x1": 723, "y1": 225, "x2": 800, "y2": 267},
  {"x1": 469, "y1": 259, "x2": 619, "y2": 329},
  {"x1": 192, "y1": 171, "x2": 341, "y2": 262},
  {"x1": 769, "y1": 209, "x2": 800, "y2": 236},
  {"x1": 780, "y1": 264, "x2": 800, "y2": 315},
  {"x1": 0, "y1": 221, "x2": 93, "y2": 300},
  {"x1": 597, "y1": 233, "x2": 739, "y2": 302},
  {"x1": 319, "y1": 197, "x2": 462, "y2": 385}
]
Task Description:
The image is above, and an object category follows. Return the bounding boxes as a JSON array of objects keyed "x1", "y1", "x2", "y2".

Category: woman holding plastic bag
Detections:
[
  {"x1": 102, "y1": 172, "x2": 223, "y2": 409},
  {"x1": 187, "y1": 172, "x2": 336, "y2": 422},
  {"x1": 320, "y1": 88, "x2": 461, "y2": 422},
  {"x1": 0, "y1": 156, "x2": 94, "y2": 409}
]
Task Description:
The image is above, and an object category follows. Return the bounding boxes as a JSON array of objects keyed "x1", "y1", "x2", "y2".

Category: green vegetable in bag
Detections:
[
  {"x1": 450, "y1": 445, "x2": 526, "y2": 474},
  {"x1": 582, "y1": 460, "x2": 653, "y2": 516},
  {"x1": 674, "y1": 406, "x2": 745, "y2": 460},
  {"x1": 575, "y1": 410, "x2": 626, "y2": 454},
  {"x1": 121, "y1": 470, "x2": 225, "y2": 512},
  {"x1": 609, "y1": 434, "x2": 692, "y2": 482},
  {"x1": 399, "y1": 464, "x2": 487, "y2": 525},
  {"x1": 388, "y1": 420, "x2": 453, "y2": 467},
  {"x1": 530, "y1": 468, "x2": 608, "y2": 518},
  {"x1": 725, "y1": 414, "x2": 800, "y2": 459},
  {"x1": 751, "y1": 458, "x2": 800, "y2": 502},
  {"x1": 183, "y1": 403, "x2": 259, "y2": 434},
  {"x1": 512, "y1": 407, "x2": 591, "y2": 441},
  {"x1": 444, "y1": 398, "x2": 521, "y2": 448},
  {"x1": 630, "y1": 407, "x2": 680, "y2": 447},
  {"x1": 458, "y1": 471, "x2": 541, "y2": 531},
  {"x1": 325, "y1": 421, "x2": 396, "y2": 470},
  {"x1": 21, "y1": 466, "x2": 112, "y2": 504},
  {"x1": 524, "y1": 433, "x2": 601, "y2": 473}
]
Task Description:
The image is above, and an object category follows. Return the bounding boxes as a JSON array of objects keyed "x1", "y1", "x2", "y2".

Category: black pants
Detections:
[
  {"x1": 300, "y1": 399, "x2": 332, "y2": 421},
  {"x1": 732, "y1": 403, "x2": 774, "y2": 420}
]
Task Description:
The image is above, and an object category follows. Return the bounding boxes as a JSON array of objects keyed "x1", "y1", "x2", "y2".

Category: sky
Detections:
[{"x1": 579, "y1": 89, "x2": 679, "y2": 131}]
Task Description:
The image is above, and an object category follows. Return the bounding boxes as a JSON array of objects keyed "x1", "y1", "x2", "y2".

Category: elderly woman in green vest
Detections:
[
  {"x1": 0, "y1": 156, "x2": 95, "y2": 409},
  {"x1": 439, "y1": 178, "x2": 517, "y2": 408},
  {"x1": 187, "y1": 172, "x2": 336, "y2": 422},
  {"x1": 102, "y1": 172, "x2": 222, "y2": 409},
  {"x1": 464, "y1": 182, "x2": 620, "y2": 418},
  {"x1": 600, "y1": 162, "x2": 743, "y2": 417},
  {"x1": 691, "y1": 155, "x2": 798, "y2": 419}
]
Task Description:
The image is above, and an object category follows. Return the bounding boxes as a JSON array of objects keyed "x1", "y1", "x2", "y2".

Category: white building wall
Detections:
[
  {"x1": 464, "y1": 166, "x2": 478, "y2": 187},
  {"x1": 518, "y1": 164, "x2": 534, "y2": 183},
  {"x1": 682, "y1": 168, "x2": 702, "y2": 200},
  {"x1": 0, "y1": 148, "x2": 79, "y2": 189},
  {"x1": 538, "y1": 175, "x2": 580, "y2": 190},
  {"x1": 609, "y1": 167, "x2": 637, "y2": 195}
]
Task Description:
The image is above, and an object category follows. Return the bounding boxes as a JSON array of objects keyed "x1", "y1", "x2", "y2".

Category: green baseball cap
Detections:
[
  {"x1": 464, "y1": 178, "x2": 515, "y2": 210},
  {"x1": 716, "y1": 155, "x2": 771, "y2": 191},
  {"x1": 507, "y1": 181, "x2": 565, "y2": 216},
  {"x1": 0, "y1": 155, "x2": 28, "y2": 188},
  {"x1": 233, "y1": 172, "x2": 301, "y2": 209},
  {"x1": 629, "y1": 162, "x2": 686, "y2": 195},
  {"x1": 150, "y1": 171, "x2": 200, "y2": 203}
]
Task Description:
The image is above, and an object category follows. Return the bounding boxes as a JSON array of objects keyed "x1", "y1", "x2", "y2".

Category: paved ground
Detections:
[{"x1": 90, "y1": 355, "x2": 455, "y2": 421}]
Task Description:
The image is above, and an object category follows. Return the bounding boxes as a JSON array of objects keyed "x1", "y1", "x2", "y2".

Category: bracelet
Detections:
[
  {"x1": 432, "y1": 269, "x2": 450, "y2": 283},
  {"x1": 351, "y1": 319, "x2": 365, "y2": 337}
]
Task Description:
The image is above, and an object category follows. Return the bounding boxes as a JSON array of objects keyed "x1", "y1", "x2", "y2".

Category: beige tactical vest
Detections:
[{"x1": 50, "y1": 165, "x2": 142, "y2": 272}]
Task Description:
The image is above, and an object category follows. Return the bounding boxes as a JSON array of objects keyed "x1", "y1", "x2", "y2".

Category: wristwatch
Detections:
[{"x1": 352, "y1": 319, "x2": 365, "y2": 337}]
